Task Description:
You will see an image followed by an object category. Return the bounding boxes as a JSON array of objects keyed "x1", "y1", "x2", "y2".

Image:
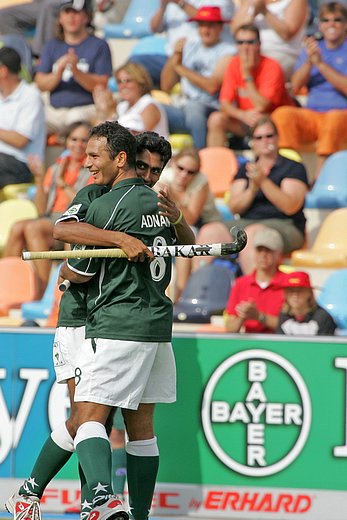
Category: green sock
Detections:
[
  {"x1": 19, "y1": 436, "x2": 72, "y2": 498},
  {"x1": 126, "y1": 453, "x2": 159, "y2": 520},
  {"x1": 112, "y1": 448, "x2": 127, "y2": 495},
  {"x1": 76, "y1": 437, "x2": 113, "y2": 506},
  {"x1": 79, "y1": 464, "x2": 94, "y2": 520}
]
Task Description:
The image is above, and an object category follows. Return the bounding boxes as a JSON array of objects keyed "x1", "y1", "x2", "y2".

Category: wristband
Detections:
[
  {"x1": 259, "y1": 312, "x2": 266, "y2": 324},
  {"x1": 171, "y1": 210, "x2": 183, "y2": 226}
]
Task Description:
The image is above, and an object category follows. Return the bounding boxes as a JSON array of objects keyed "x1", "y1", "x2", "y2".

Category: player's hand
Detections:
[
  {"x1": 157, "y1": 187, "x2": 181, "y2": 223},
  {"x1": 119, "y1": 235, "x2": 154, "y2": 263}
]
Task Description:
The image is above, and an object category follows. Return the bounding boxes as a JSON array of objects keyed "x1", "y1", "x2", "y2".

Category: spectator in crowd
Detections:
[
  {"x1": 0, "y1": 46, "x2": 45, "y2": 189},
  {"x1": 206, "y1": 24, "x2": 294, "y2": 147},
  {"x1": 231, "y1": 0, "x2": 309, "y2": 81},
  {"x1": 93, "y1": 62, "x2": 169, "y2": 137},
  {"x1": 130, "y1": 0, "x2": 235, "y2": 87},
  {"x1": 35, "y1": 0, "x2": 113, "y2": 134},
  {"x1": 277, "y1": 271, "x2": 337, "y2": 335},
  {"x1": 160, "y1": 6, "x2": 235, "y2": 149},
  {"x1": 271, "y1": 2, "x2": 347, "y2": 181},
  {"x1": 224, "y1": 227, "x2": 286, "y2": 333},
  {"x1": 0, "y1": 0, "x2": 94, "y2": 58},
  {"x1": 157, "y1": 146, "x2": 233, "y2": 301},
  {"x1": 226, "y1": 116, "x2": 309, "y2": 274},
  {"x1": 3, "y1": 121, "x2": 91, "y2": 297}
]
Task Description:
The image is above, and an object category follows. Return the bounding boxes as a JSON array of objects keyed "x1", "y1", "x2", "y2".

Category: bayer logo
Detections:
[{"x1": 201, "y1": 350, "x2": 312, "y2": 477}]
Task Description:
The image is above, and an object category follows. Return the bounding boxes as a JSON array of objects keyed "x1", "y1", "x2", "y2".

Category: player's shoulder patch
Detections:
[{"x1": 64, "y1": 204, "x2": 82, "y2": 216}]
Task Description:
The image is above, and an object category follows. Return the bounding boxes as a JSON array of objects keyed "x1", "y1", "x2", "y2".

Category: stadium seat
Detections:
[
  {"x1": 317, "y1": 269, "x2": 347, "y2": 334},
  {"x1": 0, "y1": 183, "x2": 34, "y2": 201},
  {"x1": 0, "y1": 257, "x2": 38, "y2": 316},
  {"x1": 21, "y1": 263, "x2": 61, "y2": 321},
  {"x1": 305, "y1": 151, "x2": 347, "y2": 208},
  {"x1": 169, "y1": 133, "x2": 194, "y2": 155},
  {"x1": 0, "y1": 199, "x2": 38, "y2": 254},
  {"x1": 291, "y1": 208, "x2": 347, "y2": 268},
  {"x1": 129, "y1": 34, "x2": 167, "y2": 57},
  {"x1": 103, "y1": 0, "x2": 160, "y2": 38},
  {"x1": 279, "y1": 148, "x2": 303, "y2": 163},
  {"x1": 199, "y1": 147, "x2": 238, "y2": 198}
]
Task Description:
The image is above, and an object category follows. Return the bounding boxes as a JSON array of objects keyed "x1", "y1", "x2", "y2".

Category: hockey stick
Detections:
[{"x1": 22, "y1": 226, "x2": 247, "y2": 292}]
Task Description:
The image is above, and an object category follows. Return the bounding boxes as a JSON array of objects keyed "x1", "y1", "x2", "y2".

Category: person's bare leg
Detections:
[
  {"x1": 174, "y1": 257, "x2": 192, "y2": 303},
  {"x1": 207, "y1": 112, "x2": 246, "y2": 147},
  {"x1": 3, "y1": 220, "x2": 31, "y2": 257},
  {"x1": 24, "y1": 219, "x2": 55, "y2": 296}
]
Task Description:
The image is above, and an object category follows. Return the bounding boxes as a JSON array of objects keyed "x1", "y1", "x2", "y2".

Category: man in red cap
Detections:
[
  {"x1": 160, "y1": 5, "x2": 235, "y2": 148},
  {"x1": 277, "y1": 271, "x2": 337, "y2": 335},
  {"x1": 224, "y1": 227, "x2": 286, "y2": 333}
]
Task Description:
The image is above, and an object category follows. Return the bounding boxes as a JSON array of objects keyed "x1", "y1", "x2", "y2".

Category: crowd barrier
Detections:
[{"x1": 0, "y1": 329, "x2": 347, "y2": 519}]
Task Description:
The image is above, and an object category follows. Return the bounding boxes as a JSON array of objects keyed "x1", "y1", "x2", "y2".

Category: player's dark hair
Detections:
[
  {"x1": 90, "y1": 120, "x2": 137, "y2": 167},
  {"x1": 0, "y1": 46, "x2": 21, "y2": 74},
  {"x1": 136, "y1": 132, "x2": 172, "y2": 169}
]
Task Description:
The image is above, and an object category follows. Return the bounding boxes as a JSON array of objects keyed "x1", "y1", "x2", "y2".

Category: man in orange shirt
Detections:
[{"x1": 207, "y1": 24, "x2": 293, "y2": 147}]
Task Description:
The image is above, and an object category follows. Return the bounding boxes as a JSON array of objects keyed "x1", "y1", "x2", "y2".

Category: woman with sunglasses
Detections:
[
  {"x1": 226, "y1": 116, "x2": 309, "y2": 274},
  {"x1": 3, "y1": 121, "x2": 92, "y2": 297},
  {"x1": 93, "y1": 62, "x2": 169, "y2": 137},
  {"x1": 158, "y1": 146, "x2": 233, "y2": 301}
]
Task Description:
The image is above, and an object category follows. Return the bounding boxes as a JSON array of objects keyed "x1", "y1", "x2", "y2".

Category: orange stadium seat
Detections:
[
  {"x1": 0, "y1": 257, "x2": 38, "y2": 316},
  {"x1": 199, "y1": 146, "x2": 238, "y2": 198}
]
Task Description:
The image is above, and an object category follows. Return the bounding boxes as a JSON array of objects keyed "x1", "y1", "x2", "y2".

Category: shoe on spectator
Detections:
[
  {"x1": 5, "y1": 492, "x2": 41, "y2": 520},
  {"x1": 89, "y1": 496, "x2": 129, "y2": 520}
]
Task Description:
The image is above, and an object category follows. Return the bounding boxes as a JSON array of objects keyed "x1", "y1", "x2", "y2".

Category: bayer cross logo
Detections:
[{"x1": 201, "y1": 350, "x2": 312, "y2": 477}]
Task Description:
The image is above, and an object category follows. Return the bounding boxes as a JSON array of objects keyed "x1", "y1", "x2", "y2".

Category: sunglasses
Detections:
[
  {"x1": 176, "y1": 164, "x2": 199, "y2": 175},
  {"x1": 253, "y1": 133, "x2": 275, "y2": 140},
  {"x1": 236, "y1": 39, "x2": 259, "y2": 45},
  {"x1": 320, "y1": 17, "x2": 345, "y2": 23}
]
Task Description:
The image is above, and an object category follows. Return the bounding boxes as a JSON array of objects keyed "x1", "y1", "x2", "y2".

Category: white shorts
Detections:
[
  {"x1": 53, "y1": 326, "x2": 85, "y2": 384},
  {"x1": 74, "y1": 338, "x2": 176, "y2": 410}
]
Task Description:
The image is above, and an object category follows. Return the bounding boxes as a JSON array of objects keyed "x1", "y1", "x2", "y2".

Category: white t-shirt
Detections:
[
  {"x1": 0, "y1": 80, "x2": 46, "y2": 163},
  {"x1": 117, "y1": 93, "x2": 169, "y2": 138}
]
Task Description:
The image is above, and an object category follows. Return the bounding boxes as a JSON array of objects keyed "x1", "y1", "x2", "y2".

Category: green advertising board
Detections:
[
  {"x1": 152, "y1": 334, "x2": 347, "y2": 518},
  {"x1": 1, "y1": 330, "x2": 347, "y2": 518}
]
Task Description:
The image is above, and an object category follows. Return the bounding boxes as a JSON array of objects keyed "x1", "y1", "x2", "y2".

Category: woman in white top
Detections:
[
  {"x1": 158, "y1": 146, "x2": 233, "y2": 302},
  {"x1": 231, "y1": 0, "x2": 309, "y2": 81},
  {"x1": 93, "y1": 62, "x2": 169, "y2": 137}
]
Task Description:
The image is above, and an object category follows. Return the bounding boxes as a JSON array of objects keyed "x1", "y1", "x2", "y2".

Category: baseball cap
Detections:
[
  {"x1": 188, "y1": 6, "x2": 230, "y2": 23},
  {"x1": 59, "y1": 0, "x2": 91, "y2": 12},
  {"x1": 282, "y1": 271, "x2": 312, "y2": 289},
  {"x1": 253, "y1": 228, "x2": 284, "y2": 252}
]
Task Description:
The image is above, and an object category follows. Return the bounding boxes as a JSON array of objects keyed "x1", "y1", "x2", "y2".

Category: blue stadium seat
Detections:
[
  {"x1": 317, "y1": 269, "x2": 347, "y2": 335},
  {"x1": 21, "y1": 263, "x2": 61, "y2": 321},
  {"x1": 104, "y1": 0, "x2": 160, "y2": 39},
  {"x1": 129, "y1": 34, "x2": 167, "y2": 57},
  {"x1": 305, "y1": 151, "x2": 347, "y2": 208}
]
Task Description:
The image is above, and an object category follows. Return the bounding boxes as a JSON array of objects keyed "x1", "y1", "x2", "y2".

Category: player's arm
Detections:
[
  {"x1": 54, "y1": 221, "x2": 154, "y2": 262},
  {"x1": 58, "y1": 260, "x2": 92, "y2": 285}
]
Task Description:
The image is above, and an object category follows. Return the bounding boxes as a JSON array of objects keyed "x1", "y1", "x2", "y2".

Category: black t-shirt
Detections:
[
  {"x1": 276, "y1": 305, "x2": 337, "y2": 335},
  {"x1": 235, "y1": 156, "x2": 309, "y2": 234}
]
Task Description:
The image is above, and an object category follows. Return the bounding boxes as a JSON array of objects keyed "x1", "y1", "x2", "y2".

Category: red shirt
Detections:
[
  {"x1": 219, "y1": 55, "x2": 294, "y2": 111},
  {"x1": 225, "y1": 269, "x2": 286, "y2": 333}
]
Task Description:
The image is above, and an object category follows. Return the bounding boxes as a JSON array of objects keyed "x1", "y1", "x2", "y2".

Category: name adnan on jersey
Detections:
[{"x1": 141, "y1": 214, "x2": 171, "y2": 228}]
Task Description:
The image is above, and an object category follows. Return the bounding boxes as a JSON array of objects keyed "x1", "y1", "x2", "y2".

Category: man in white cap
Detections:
[{"x1": 224, "y1": 227, "x2": 287, "y2": 333}]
